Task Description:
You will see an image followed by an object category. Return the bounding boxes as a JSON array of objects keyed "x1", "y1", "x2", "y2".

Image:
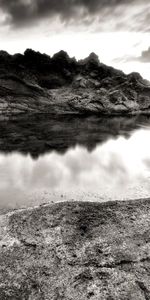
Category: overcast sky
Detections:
[{"x1": 0, "y1": 0, "x2": 150, "y2": 79}]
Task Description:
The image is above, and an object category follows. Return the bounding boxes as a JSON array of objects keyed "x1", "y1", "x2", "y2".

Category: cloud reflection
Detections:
[{"x1": 0, "y1": 128, "x2": 150, "y2": 208}]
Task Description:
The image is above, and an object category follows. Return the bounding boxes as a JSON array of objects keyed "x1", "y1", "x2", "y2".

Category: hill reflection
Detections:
[
  {"x1": 0, "y1": 124, "x2": 150, "y2": 209},
  {"x1": 0, "y1": 114, "x2": 150, "y2": 158}
]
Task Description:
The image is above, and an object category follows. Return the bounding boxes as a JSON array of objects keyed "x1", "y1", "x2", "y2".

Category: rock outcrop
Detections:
[
  {"x1": 0, "y1": 49, "x2": 150, "y2": 115},
  {"x1": 0, "y1": 198, "x2": 150, "y2": 299}
]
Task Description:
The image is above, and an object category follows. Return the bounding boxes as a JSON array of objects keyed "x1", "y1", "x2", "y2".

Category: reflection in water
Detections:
[
  {"x1": 0, "y1": 114, "x2": 150, "y2": 157},
  {"x1": 0, "y1": 115, "x2": 150, "y2": 209}
]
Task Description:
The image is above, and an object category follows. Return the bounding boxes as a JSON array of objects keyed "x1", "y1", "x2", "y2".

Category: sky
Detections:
[{"x1": 0, "y1": 0, "x2": 150, "y2": 79}]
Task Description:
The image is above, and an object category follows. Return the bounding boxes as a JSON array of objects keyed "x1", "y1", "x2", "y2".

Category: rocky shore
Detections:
[
  {"x1": 0, "y1": 198, "x2": 150, "y2": 299},
  {"x1": 0, "y1": 49, "x2": 150, "y2": 116}
]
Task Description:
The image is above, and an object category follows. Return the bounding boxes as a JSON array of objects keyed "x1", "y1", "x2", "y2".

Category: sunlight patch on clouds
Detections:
[{"x1": 0, "y1": 32, "x2": 147, "y2": 59}]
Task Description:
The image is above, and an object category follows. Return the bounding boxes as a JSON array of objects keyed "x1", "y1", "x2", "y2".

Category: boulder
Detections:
[{"x1": 0, "y1": 199, "x2": 149, "y2": 299}]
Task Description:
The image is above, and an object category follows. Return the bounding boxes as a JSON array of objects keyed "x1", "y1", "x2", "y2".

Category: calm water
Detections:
[{"x1": 0, "y1": 114, "x2": 150, "y2": 210}]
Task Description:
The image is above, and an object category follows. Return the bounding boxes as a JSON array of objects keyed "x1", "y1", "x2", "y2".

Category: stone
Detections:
[{"x1": 0, "y1": 198, "x2": 149, "y2": 299}]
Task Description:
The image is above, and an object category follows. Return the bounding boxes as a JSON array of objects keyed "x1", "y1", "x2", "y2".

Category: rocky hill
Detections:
[
  {"x1": 0, "y1": 198, "x2": 150, "y2": 299},
  {"x1": 0, "y1": 49, "x2": 150, "y2": 115}
]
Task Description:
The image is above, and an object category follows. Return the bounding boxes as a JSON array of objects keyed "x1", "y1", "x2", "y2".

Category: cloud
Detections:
[
  {"x1": 137, "y1": 47, "x2": 150, "y2": 62},
  {"x1": 0, "y1": 0, "x2": 149, "y2": 32},
  {"x1": 0, "y1": 0, "x2": 135, "y2": 23},
  {"x1": 1, "y1": 128, "x2": 150, "y2": 207},
  {"x1": 114, "y1": 46, "x2": 150, "y2": 64}
]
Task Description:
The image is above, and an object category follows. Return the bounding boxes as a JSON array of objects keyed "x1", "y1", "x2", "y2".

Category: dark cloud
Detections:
[
  {"x1": 138, "y1": 47, "x2": 150, "y2": 62},
  {"x1": 114, "y1": 47, "x2": 150, "y2": 63},
  {"x1": 0, "y1": 0, "x2": 148, "y2": 30}
]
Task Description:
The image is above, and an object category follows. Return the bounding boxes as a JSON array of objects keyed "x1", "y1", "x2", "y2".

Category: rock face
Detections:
[
  {"x1": 0, "y1": 49, "x2": 150, "y2": 115},
  {"x1": 0, "y1": 199, "x2": 150, "y2": 299},
  {"x1": 0, "y1": 75, "x2": 54, "y2": 115}
]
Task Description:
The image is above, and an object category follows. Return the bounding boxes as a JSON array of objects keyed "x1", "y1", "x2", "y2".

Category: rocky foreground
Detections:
[
  {"x1": 0, "y1": 49, "x2": 150, "y2": 116},
  {"x1": 0, "y1": 199, "x2": 150, "y2": 299}
]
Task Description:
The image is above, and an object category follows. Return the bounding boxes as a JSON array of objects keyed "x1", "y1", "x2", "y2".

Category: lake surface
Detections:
[{"x1": 0, "y1": 114, "x2": 150, "y2": 210}]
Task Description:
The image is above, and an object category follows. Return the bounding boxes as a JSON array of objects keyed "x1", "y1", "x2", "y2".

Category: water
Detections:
[{"x1": 0, "y1": 114, "x2": 150, "y2": 210}]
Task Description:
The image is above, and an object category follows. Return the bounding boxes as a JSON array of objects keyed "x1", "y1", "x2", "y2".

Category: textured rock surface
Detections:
[
  {"x1": 0, "y1": 49, "x2": 150, "y2": 116},
  {"x1": 0, "y1": 199, "x2": 150, "y2": 299},
  {"x1": 0, "y1": 75, "x2": 54, "y2": 115}
]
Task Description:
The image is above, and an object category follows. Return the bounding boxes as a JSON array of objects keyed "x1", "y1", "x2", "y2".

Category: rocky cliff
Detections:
[
  {"x1": 0, "y1": 49, "x2": 150, "y2": 116},
  {"x1": 0, "y1": 198, "x2": 150, "y2": 299}
]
